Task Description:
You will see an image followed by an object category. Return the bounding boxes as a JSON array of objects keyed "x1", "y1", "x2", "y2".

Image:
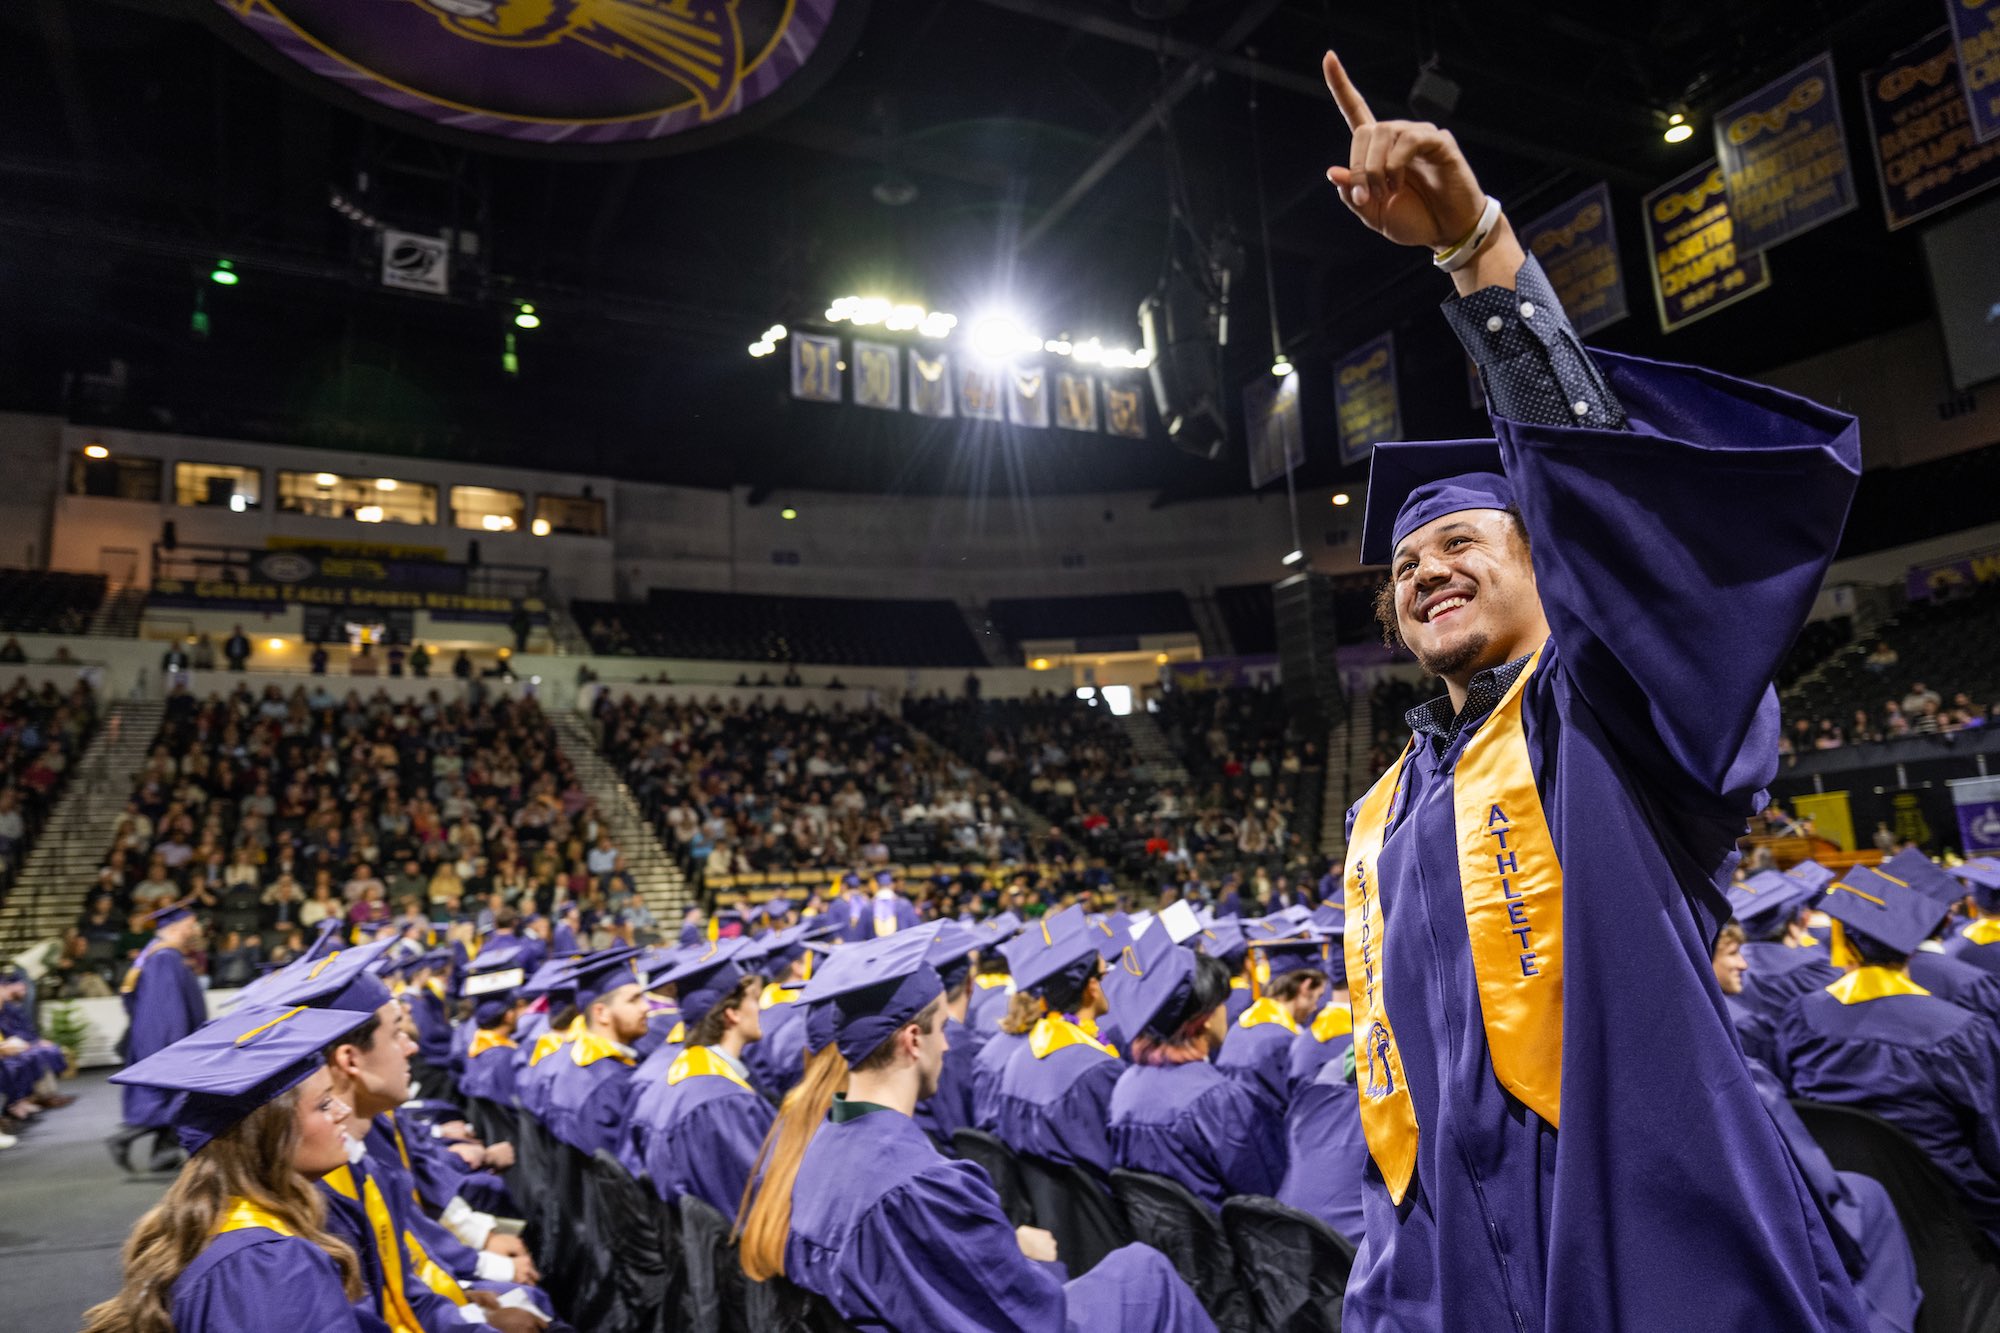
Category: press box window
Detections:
[
  {"x1": 175, "y1": 462, "x2": 262, "y2": 511},
  {"x1": 533, "y1": 493, "x2": 605, "y2": 537},
  {"x1": 451, "y1": 486, "x2": 526, "y2": 533},
  {"x1": 277, "y1": 471, "x2": 437, "y2": 525},
  {"x1": 67, "y1": 451, "x2": 161, "y2": 501}
]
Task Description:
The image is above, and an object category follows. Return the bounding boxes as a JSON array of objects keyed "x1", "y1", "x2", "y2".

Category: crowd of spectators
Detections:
[
  {"x1": 0, "y1": 677, "x2": 96, "y2": 900},
  {"x1": 1779, "y1": 675, "x2": 1996, "y2": 759},
  {"x1": 41, "y1": 683, "x2": 647, "y2": 998},
  {"x1": 595, "y1": 693, "x2": 1042, "y2": 886}
]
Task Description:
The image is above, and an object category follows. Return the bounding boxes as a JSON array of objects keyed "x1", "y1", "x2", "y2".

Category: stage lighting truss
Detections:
[{"x1": 751, "y1": 295, "x2": 1152, "y2": 369}]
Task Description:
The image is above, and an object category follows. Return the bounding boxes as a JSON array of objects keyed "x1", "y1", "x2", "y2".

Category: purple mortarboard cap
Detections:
[
  {"x1": 1360, "y1": 438, "x2": 1512, "y2": 566},
  {"x1": 521, "y1": 954, "x2": 587, "y2": 1000},
  {"x1": 981, "y1": 911, "x2": 1023, "y2": 939},
  {"x1": 112, "y1": 1004, "x2": 375, "y2": 1154},
  {"x1": 1101, "y1": 923, "x2": 1198, "y2": 1043},
  {"x1": 144, "y1": 897, "x2": 198, "y2": 929},
  {"x1": 253, "y1": 939, "x2": 396, "y2": 1014},
  {"x1": 1088, "y1": 914, "x2": 1132, "y2": 964},
  {"x1": 1000, "y1": 905, "x2": 1101, "y2": 994},
  {"x1": 1787, "y1": 860, "x2": 1837, "y2": 892},
  {"x1": 875, "y1": 870, "x2": 897, "y2": 888},
  {"x1": 571, "y1": 946, "x2": 649, "y2": 1010},
  {"x1": 799, "y1": 923, "x2": 945, "y2": 1065},
  {"x1": 464, "y1": 945, "x2": 531, "y2": 1026},
  {"x1": 654, "y1": 937, "x2": 762, "y2": 1027},
  {"x1": 1249, "y1": 931, "x2": 1336, "y2": 986},
  {"x1": 1197, "y1": 920, "x2": 1248, "y2": 965},
  {"x1": 234, "y1": 920, "x2": 345, "y2": 1007},
  {"x1": 760, "y1": 918, "x2": 840, "y2": 973},
  {"x1": 1946, "y1": 858, "x2": 2000, "y2": 906},
  {"x1": 1727, "y1": 870, "x2": 1817, "y2": 937},
  {"x1": 1820, "y1": 869, "x2": 1949, "y2": 956},
  {"x1": 924, "y1": 921, "x2": 985, "y2": 992},
  {"x1": 842, "y1": 872, "x2": 864, "y2": 890},
  {"x1": 1310, "y1": 903, "x2": 1347, "y2": 936},
  {"x1": 1880, "y1": 849, "x2": 1972, "y2": 906}
]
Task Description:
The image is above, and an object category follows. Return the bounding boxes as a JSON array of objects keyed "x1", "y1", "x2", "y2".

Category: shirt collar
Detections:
[{"x1": 1405, "y1": 653, "x2": 1534, "y2": 753}]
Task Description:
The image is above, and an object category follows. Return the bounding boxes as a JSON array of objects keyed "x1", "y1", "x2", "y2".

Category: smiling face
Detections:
[{"x1": 1389, "y1": 508, "x2": 1548, "y2": 689}]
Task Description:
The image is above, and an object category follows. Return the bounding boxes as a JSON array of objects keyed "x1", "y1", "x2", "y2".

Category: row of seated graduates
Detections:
[
  {"x1": 79, "y1": 681, "x2": 596, "y2": 975},
  {"x1": 414, "y1": 889, "x2": 1366, "y2": 1332},
  {"x1": 592, "y1": 689, "x2": 1044, "y2": 885},
  {"x1": 0, "y1": 675, "x2": 94, "y2": 901}
]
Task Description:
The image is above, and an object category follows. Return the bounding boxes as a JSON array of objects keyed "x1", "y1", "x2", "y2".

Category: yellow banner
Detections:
[{"x1": 1792, "y1": 791, "x2": 1856, "y2": 853}]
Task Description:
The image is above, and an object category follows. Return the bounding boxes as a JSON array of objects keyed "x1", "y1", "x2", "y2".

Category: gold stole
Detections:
[
  {"x1": 1310, "y1": 1002, "x2": 1353, "y2": 1043},
  {"x1": 1963, "y1": 919, "x2": 2000, "y2": 947},
  {"x1": 569, "y1": 1029, "x2": 637, "y2": 1068},
  {"x1": 1236, "y1": 997, "x2": 1300, "y2": 1034},
  {"x1": 667, "y1": 1045, "x2": 753, "y2": 1091},
  {"x1": 760, "y1": 983, "x2": 800, "y2": 1009},
  {"x1": 120, "y1": 940, "x2": 165, "y2": 994},
  {"x1": 528, "y1": 1016, "x2": 585, "y2": 1067},
  {"x1": 212, "y1": 1197, "x2": 295, "y2": 1237},
  {"x1": 324, "y1": 1164, "x2": 430, "y2": 1333},
  {"x1": 1827, "y1": 966, "x2": 1931, "y2": 1005},
  {"x1": 1028, "y1": 1013, "x2": 1117, "y2": 1060},
  {"x1": 467, "y1": 1029, "x2": 517, "y2": 1059},
  {"x1": 972, "y1": 974, "x2": 1012, "y2": 991},
  {"x1": 1453, "y1": 648, "x2": 1564, "y2": 1130},
  {"x1": 1343, "y1": 740, "x2": 1420, "y2": 1203}
]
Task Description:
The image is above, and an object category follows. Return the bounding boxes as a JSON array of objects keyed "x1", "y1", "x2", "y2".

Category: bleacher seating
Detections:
[
  {"x1": 0, "y1": 569, "x2": 103, "y2": 634},
  {"x1": 985, "y1": 591, "x2": 1196, "y2": 646},
  {"x1": 0, "y1": 678, "x2": 97, "y2": 903},
  {"x1": 577, "y1": 590, "x2": 984, "y2": 666}
]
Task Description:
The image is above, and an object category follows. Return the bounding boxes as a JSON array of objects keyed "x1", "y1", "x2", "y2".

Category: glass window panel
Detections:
[
  {"x1": 532, "y1": 493, "x2": 605, "y2": 537},
  {"x1": 451, "y1": 486, "x2": 526, "y2": 533},
  {"x1": 174, "y1": 462, "x2": 262, "y2": 510},
  {"x1": 276, "y1": 471, "x2": 436, "y2": 525}
]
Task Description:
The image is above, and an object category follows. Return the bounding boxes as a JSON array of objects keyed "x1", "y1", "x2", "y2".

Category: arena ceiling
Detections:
[{"x1": 0, "y1": 0, "x2": 1950, "y2": 501}]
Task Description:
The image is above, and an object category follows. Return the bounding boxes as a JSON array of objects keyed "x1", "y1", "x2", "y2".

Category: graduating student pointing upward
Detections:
[{"x1": 1319, "y1": 50, "x2": 1869, "y2": 1331}]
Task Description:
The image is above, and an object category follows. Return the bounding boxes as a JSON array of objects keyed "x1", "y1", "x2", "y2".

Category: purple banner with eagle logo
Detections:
[{"x1": 208, "y1": 0, "x2": 857, "y2": 150}]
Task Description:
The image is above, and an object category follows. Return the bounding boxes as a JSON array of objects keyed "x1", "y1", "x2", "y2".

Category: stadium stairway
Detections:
[
  {"x1": 549, "y1": 708, "x2": 693, "y2": 930},
  {"x1": 85, "y1": 582, "x2": 148, "y2": 638},
  {"x1": 0, "y1": 699, "x2": 164, "y2": 961},
  {"x1": 1320, "y1": 714, "x2": 1372, "y2": 861},
  {"x1": 1116, "y1": 711, "x2": 1189, "y2": 786}
]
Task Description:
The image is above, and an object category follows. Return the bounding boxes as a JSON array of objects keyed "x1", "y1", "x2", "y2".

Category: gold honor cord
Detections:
[
  {"x1": 324, "y1": 1165, "x2": 428, "y2": 1333},
  {"x1": 1452, "y1": 646, "x2": 1565, "y2": 1130}
]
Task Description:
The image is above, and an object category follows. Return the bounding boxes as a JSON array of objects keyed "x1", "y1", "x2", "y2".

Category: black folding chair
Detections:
[
  {"x1": 579, "y1": 1150, "x2": 676, "y2": 1333},
  {"x1": 1110, "y1": 1169, "x2": 1256, "y2": 1333},
  {"x1": 1016, "y1": 1153, "x2": 1130, "y2": 1276},
  {"x1": 951, "y1": 1128, "x2": 1034, "y2": 1227},
  {"x1": 679, "y1": 1193, "x2": 753, "y2": 1333},
  {"x1": 513, "y1": 1109, "x2": 559, "y2": 1267},
  {"x1": 465, "y1": 1094, "x2": 512, "y2": 1148},
  {"x1": 1221, "y1": 1194, "x2": 1355, "y2": 1332},
  {"x1": 650, "y1": 1191, "x2": 687, "y2": 1333},
  {"x1": 1793, "y1": 1099, "x2": 2000, "y2": 1333}
]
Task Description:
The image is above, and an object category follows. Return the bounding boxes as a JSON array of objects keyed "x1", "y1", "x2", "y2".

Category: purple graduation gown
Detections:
[
  {"x1": 1107, "y1": 1062, "x2": 1285, "y2": 1209},
  {"x1": 967, "y1": 978, "x2": 1013, "y2": 1036},
  {"x1": 1746, "y1": 1060, "x2": 1922, "y2": 1333},
  {"x1": 1777, "y1": 982, "x2": 2000, "y2": 1245},
  {"x1": 1283, "y1": 1013, "x2": 1346, "y2": 1098},
  {"x1": 321, "y1": 1145, "x2": 482, "y2": 1333},
  {"x1": 745, "y1": 997, "x2": 806, "y2": 1097},
  {"x1": 1341, "y1": 352, "x2": 1869, "y2": 1333},
  {"x1": 1907, "y1": 946, "x2": 2000, "y2": 1025},
  {"x1": 633, "y1": 1053, "x2": 774, "y2": 1212},
  {"x1": 913, "y1": 1016, "x2": 979, "y2": 1145},
  {"x1": 0, "y1": 1001, "x2": 66, "y2": 1083},
  {"x1": 1942, "y1": 925, "x2": 2000, "y2": 976},
  {"x1": 1723, "y1": 991, "x2": 1779, "y2": 1069},
  {"x1": 991, "y1": 1034, "x2": 1120, "y2": 1175},
  {"x1": 119, "y1": 942, "x2": 207, "y2": 1128},
  {"x1": 1739, "y1": 941, "x2": 1839, "y2": 1027},
  {"x1": 544, "y1": 1043, "x2": 637, "y2": 1158},
  {"x1": 971, "y1": 1028, "x2": 1029, "y2": 1130},
  {"x1": 1213, "y1": 1016, "x2": 1294, "y2": 1120},
  {"x1": 172, "y1": 1227, "x2": 370, "y2": 1332},
  {"x1": 460, "y1": 1037, "x2": 520, "y2": 1106},
  {"x1": 1276, "y1": 1056, "x2": 1368, "y2": 1243},
  {"x1": 783, "y1": 1103, "x2": 1216, "y2": 1332},
  {"x1": 1222, "y1": 980, "x2": 1253, "y2": 1027}
]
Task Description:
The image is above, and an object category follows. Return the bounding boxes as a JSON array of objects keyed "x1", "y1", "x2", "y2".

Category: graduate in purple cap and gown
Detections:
[
  {"x1": 743, "y1": 919, "x2": 837, "y2": 1097},
  {"x1": 1213, "y1": 933, "x2": 1328, "y2": 1119},
  {"x1": 736, "y1": 925, "x2": 1217, "y2": 1333},
  {"x1": 912, "y1": 922, "x2": 986, "y2": 1145},
  {"x1": 830, "y1": 873, "x2": 876, "y2": 943},
  {"x1": 88, "y1": 1004, "x2": 380, "y2": 1333},
  {"x1": 1315, "y1": 47, "x2": 1869, "y2": 1332},
  {"x1": 459, "y1": 950, "x2": 532, "y2": 1107},
  {"x1": 1283, "y1": 907, "x2": 1354, "y2": 1094},
  {"x1": 543, "y1": 947, "x2": 653, "y2": 1158},
  {"x1": 1103, "y1": 926, "x2": 1286, "y2": 1208},
  {"x1": 1878, "y1": 855, "x2": 2000, "y2": 1026},
  {"x1": 965, "y1": 914, "x2": 1021, "y2": 1037},
  {"x1": 989, "y1": 906, "x2": 1123, "y2": 1174},
  {"x1": 1193, "y1": 922, "x2": 1256, "y2": 1027},
  {"x1": 868, "y1": 870, "x2": 920, "y2": 937},
  {"x1": 1778, "y1": 871, "x2": 2000, "y2": 1246},
  {"x1": 1276, "y1": 1046, "x2": 1369, "y2": 1243},
  {"x1": 1731, "y1": 870, "x2": 1838, "y2": 1022},
  {"x1": 107, "y1": 899, "x2": 210, "y2": 1172},
  {"x1": 623, "y1": 937, "x2": 776, "y2": 1212},
  {"x1": 1941, "y1": 860, "x2": 2000, "y2": 976},
  {"x1": 1712, "y1": 922, "x2": 1778, "y2": 1068}
]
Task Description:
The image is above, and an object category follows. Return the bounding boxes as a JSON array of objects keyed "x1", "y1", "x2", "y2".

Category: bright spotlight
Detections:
[
  {"x1": 481, "y1": 514, "x2": 508, "y2": 531},
  {"x1": 1271, "y1": 353, "x2": 1294, "y2": 377},
  {"x1": 1664, "y1": 112, "x2": 1693, "y2": 143},
  {"x1": 971, "y1": 316, "x2": 1025, "y2": 360},
  {"x1": 514, "y1": 302, "x2": 540, "y2": 330},
  {"x1": 266, "y1": 637, "x2": 285, "y2": 651},
  {"x1": 209, "y1": 260, "x2": 239, "y2": 286},
  {"x1": 375, "y1": 478, "x2": 398, "y2": 491},
  {"x1": 83, "y1": 443, "x2": 109, "y2": 460},
  {"x1": 918, "y1": 312, "x2": 957, "y2": 339},
  {"x1": 1332, "y1": 493, "x2": 1351, "y2": 507},
  {"x1": 780, "y1": 507, "x2": 798, "y2": 520},
  {"x1": 886, "y1": 304, "x2": 925, "y2": 331},
  {"x1": 1072, "y1": 338, "x2": 1104, "y2": 365},
  {"x1": 851, "y1": 297, "x2": 890, "y2": 326},
  {"x1": 531, "y1": 518, "x2": 552, "y2": 536},
  {"x1": 228, "y1": 493, "x2": 248, "y2": 513},
  {"x1": 1282, "y1": 549, "x2": 1306, "y2": 566},
  {"x1": 1044, "y1": 338, "x2": 1072, "y2": 356},
  {"x1": 765, "y1": 325, "x2": 788, "y2": 341},
  {"x1": 749, "y1": 340, "x2": 776, "y2": 357},
  {"x1": 356, "y1": 505, "x2": 385, "y2": 523},
  {"x1": 314, "y1": 472, "x2": 337, "y2": 487}
]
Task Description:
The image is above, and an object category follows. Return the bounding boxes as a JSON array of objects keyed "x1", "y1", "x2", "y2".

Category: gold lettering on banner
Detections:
[{"x1": 1727, "y1": 76, "x2": 1827, "y2": 145}]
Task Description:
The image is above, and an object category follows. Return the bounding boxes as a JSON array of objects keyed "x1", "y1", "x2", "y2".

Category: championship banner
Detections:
[
  {"x1": 1948, "y1": 0, "x2": 2000, "y2": 143},
  {"x1": 1517, "y1": 183, "x2": 1628, "y2": 336},
  {"x1": 205, "y1": 0, "x2": 862, "y2": 152},
  {"x1": 908, "y1": 350, "x2": 953, "y2": 419},
  {"x1": 1006, "y1": 364, "x2": 1050, "y2": 428},
  {"x1": 1905, "y1": 543, "x2": 2000, "y2": 599},
  {"x1": 1244, "y1": 368, "x2": 1304, "y2": 489},
  {"x1": 791, "y1": 333, "x2": 841, "y2": 403},
  {"x1": 852, "y1": 341, "x2": 901, "y2": 411},
  {"x1": 1951, "y1": 776, "x2": 2000, "y2": 854},
  {"x1": 1104, "y1": 382, "x2": 1147, "y2": 439},
  {"x1": 380, "y1": 229, "x2": 449, "y2": 295},
  {"x1": 959, "y1": 364, "x2": 1003, "y2": 421},
  {"x1": 1334, "y1": 333, "x2": 1400, "y2": 467},
  {"x1": 1056, "y1": 372, "x2": 1098, "y2": 432},
  {"x1": 1716, "y1": 52, "x2": 1859, "y2": 255},
  {"x1": 1643, "y1": 159, "x2": 1773, "y2": 333},
  {"x1": 1863, "y1": 29, "x2": 2000, "y2": 230}
]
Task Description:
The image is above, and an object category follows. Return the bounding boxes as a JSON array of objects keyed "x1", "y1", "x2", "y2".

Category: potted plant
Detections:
[{"x1": 39, "y1": 1000, "x2": 90, "y2": 1076}]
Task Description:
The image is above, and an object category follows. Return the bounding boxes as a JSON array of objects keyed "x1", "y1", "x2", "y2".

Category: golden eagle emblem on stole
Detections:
[{"x1": 410, "y1": 0, "x2": 746, "y2": 119}]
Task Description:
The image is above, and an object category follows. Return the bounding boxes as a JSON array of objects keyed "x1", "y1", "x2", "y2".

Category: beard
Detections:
[{"x1": 1411, "y1": 628, "x2": 1492, "y2": 681}]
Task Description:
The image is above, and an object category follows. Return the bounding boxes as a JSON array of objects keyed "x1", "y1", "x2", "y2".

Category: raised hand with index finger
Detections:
[{"x1": 1322, "y1": 51, "x2": 1490, "y2": 256}]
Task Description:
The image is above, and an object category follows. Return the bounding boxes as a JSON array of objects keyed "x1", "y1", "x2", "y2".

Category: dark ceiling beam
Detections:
[
  {"x1": 972, "y1": 0, "x2": 1653, "y2": 190},
  {"x1": 37, "y1": 0, "x2": 100, "y2": 163},
  {"x1": 1015, "y1": 0, "x2": 1287, "y2": 253}
]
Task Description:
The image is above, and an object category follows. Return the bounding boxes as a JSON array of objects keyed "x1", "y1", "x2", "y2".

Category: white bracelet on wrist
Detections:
[{"x1": 1433, "y1": 195, "x2": 1503, "y2": 274}]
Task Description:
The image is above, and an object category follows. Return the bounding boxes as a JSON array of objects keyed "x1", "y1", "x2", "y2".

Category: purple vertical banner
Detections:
[
  {"x1": 1642, "y1": 159, "x2": 1773, "y2": 333},
  {"x1": 1716, "y1": 52, "x2": 1860, "y2": 255},
  {"x1": 1948, "y1": 0, "x2": 2000, "y2": 143},
  {"x1": 1953, "y1": 776, "x2": 2000, "y2": 853},
  {"x1": 1863, "y1": 28, "x2": 2000, "y2": 229},
  {"x1": 1334, "y1": 332, "x2": 1400, "y2": 467},
  {"x1": 1517, "y1": 182, "x2": 1628, "y2": 336}
]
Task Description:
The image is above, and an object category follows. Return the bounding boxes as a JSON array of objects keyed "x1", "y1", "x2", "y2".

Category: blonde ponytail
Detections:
[{"x1": 737, "y1": 1043, "x2": 849, "y2": 1280}]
